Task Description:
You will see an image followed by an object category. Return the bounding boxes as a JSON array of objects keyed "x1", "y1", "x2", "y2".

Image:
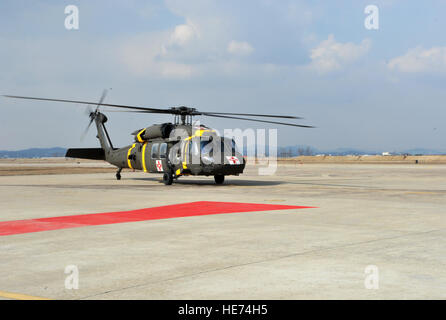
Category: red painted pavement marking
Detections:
[{"x1": 0, "y1": 201, "x2": 315, "y2": 236}]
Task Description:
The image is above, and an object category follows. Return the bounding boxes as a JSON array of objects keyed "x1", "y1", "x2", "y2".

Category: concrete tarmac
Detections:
[{"x1": 0, "y1": 162, "x2": 445, "y2": 299}]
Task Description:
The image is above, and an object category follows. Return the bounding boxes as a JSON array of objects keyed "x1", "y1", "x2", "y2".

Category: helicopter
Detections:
[{"x1": 3, "y1": 92, "x2": 313, "y2": 185}]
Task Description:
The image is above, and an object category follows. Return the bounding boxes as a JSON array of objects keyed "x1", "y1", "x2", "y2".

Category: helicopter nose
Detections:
[{"x1": 225, "y1": 155, "x2": 242, "y2": 165}]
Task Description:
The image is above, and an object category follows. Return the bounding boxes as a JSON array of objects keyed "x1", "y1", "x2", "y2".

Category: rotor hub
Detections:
[
  {"x1": 169, "y1": 106, "x2": 197, "y2": 115},
  {"x1": 168, "y1": 106, "x2": 197, "y2": 125}
]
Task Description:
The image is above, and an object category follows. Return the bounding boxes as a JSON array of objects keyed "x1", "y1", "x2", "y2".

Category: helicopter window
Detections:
[
  {"x1": 168, "y1": 143, "x2": 182, "y2": 165},
  {"x1": 200, "y1": 140, "x2": 212, "y2": 152},
  {"x1": 159, "y1": 143, "x2": 167, "y2": 158},
  {"x1": 231, "y1": 139, "x2": 239, "y2": 154},
  {"x1": 151, "y1": 143, "x2": 159, "y2": 159},
  {"x1": 219, "y1": 138, "x2": 236, "y2": 156}
]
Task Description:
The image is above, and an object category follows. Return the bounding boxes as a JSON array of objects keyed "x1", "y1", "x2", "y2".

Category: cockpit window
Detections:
[
  {"x1": 200, "y1": 140, "x2": 212, "y2": 152},
  {"x1": 231, "y1": 139, "x2": 239, "y2": 153},
  {"x1": 186, "y1": 136, "x2": 240, "y2": 165},
  {"x1": 221, "y1": 138, "x2": 237, "y2": 156},
  {"x1": 196, "y1": 137, "x2": 238, "y2": 156}
]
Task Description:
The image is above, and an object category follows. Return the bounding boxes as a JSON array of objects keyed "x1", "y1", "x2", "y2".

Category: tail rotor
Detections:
[{"x1": 80, "y1": 89, "x2": 109, "y2": 141}]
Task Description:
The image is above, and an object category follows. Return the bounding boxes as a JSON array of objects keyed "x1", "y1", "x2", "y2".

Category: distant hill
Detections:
[
  {"x1": 0, "y1": 147, "x2": 67, "y2": 158},
  {"x1": 277, "y1": 145, "x2": 377, "y2": 156},
  {"x1": 0, "y1": 145, "x2": 444, "y2": 159},
  {"x1": 278, "y1": 145, "x2": 446, "y2": 156},
  {"x1": 401, "y1": 148, "x2": 446, "y2": 155}
]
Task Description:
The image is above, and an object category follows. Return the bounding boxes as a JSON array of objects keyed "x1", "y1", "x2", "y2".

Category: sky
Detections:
[{"x1": 1, "y1": 0, "x2": 446, "y2": 152}]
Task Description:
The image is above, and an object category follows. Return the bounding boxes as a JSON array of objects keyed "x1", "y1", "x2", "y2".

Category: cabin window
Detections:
[
  {"x1": 159, "y1": 143, "x2": 167, "y2": 158},
  {"x1": 151, "y1": 143, "x2": 159, "y2": 158}
]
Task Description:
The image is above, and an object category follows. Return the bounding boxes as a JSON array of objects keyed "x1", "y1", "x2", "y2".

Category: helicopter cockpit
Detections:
[
  {"x1": 193, "y1": 136, "x2": 240, "y2": 165},
  {"x1": 169, "y1": 128, "x2": 243, "y2": 171}
]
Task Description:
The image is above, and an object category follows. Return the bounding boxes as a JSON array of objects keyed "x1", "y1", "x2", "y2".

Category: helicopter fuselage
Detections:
[
  {"x1": 108, "y1": 137, "x2": 245, "y2": 177},
  {"x1": 66, "y1": 116, "x2": 245, "y2": 184}
]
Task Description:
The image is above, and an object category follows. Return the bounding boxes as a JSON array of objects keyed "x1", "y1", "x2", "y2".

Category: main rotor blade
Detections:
[
  {"x1": 203, "y1": 114, "x2": 315, "y2": 128},
  {"x1": 3, "y1": 95, "x2": 308, "y2": 122},
  {"x1": 101, "y1": 109, "x2": 167, "y2": 114},
  {"x1": 106, "y1": 109, "x2": 304, "y2": 120},
  {"x1": 2, "y1": 95, "x2": 172, "y2": 114},
  {"x1": 200, "y1": 111, "x2": 302, "y2": 119},
  {"x1": 103, "y1": 109, "x2": 313, "y2": 127}
]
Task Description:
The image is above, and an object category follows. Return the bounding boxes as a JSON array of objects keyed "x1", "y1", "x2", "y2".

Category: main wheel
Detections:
[
  {"x1": 116, "y1": 173, "x2": 121, "y2": 180},
  {"x1": 214, "y1": 174, "x2": 225, "y2": 184},
  {"x1": 163, "y1": 172, "x2": 173, "y2": 185}
]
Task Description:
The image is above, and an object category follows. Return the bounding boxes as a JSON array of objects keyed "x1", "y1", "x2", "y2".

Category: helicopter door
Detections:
[
  {"x1": 149, "y1": 143, "x2": 161, "y2": 172},
  {"x1": 149, "y1": 142, "x2": 168, "y2": 173},
  {"x1": 159, "y1": 143, "x2": 168, "y2": 172}
]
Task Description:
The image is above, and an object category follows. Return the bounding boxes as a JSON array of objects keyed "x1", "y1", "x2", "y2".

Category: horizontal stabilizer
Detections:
[{"x1": 65, "y1": 148, "x2": 105, "y2": 160}]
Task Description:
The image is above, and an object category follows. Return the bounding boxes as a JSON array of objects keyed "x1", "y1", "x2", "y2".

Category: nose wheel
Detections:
[
  {"x1": 163, "y1": 172, "x2": 173, "y2": 185},
  {"x1": 162, "y1": 163, "x2": 174, "y2": 185},
  {"x1": 214, "y1": 174, "x2": 225, "y2": 184}
]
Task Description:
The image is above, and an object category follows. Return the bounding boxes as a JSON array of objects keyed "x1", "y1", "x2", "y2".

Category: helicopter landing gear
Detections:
[
  {"x1": 116, "y1": 168, "x2": 122, "y2": 180},
  {"x1": 214, "y1": 174, "x2": 225, "y2": 184},
  {"x1": 163, "y1": 172, "x2": 173, "y2": 185}
]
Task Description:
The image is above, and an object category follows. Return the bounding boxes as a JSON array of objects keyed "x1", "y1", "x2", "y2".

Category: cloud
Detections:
[
  {"x1": 387, "y1": 46, "x2": 446, "y2": 73},
  {"x1": 169, "y1": 21, "x2": 198, "y2": 47},
  {"x1": 309, "y1": 35, "x2": 371, "y2": 73},
  {"x1": 119, "y1": 18, "x2": 203, "y2": 79},
  {"x1": 118, "y1": 30, "x2": 195, "y2": 79},
  {"x1": 118, "y1": 11, "x2": 248, "y2": 78},
  {"x1": 227, "y1": 40, "x2": 254, "y2": 56}
]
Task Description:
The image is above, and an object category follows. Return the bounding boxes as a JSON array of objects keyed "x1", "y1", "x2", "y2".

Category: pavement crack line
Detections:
[
  {"x1": 286, "y1": 181, "x2": 446, "y2": 193},
  {"x1": 78, "y1": 227, "x2": 444, "y2": 300}
]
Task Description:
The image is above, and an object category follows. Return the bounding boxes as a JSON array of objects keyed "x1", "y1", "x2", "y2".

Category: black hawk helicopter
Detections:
[{"x1": 3, "y1": 92, "x2": 313, "y2": 185}]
